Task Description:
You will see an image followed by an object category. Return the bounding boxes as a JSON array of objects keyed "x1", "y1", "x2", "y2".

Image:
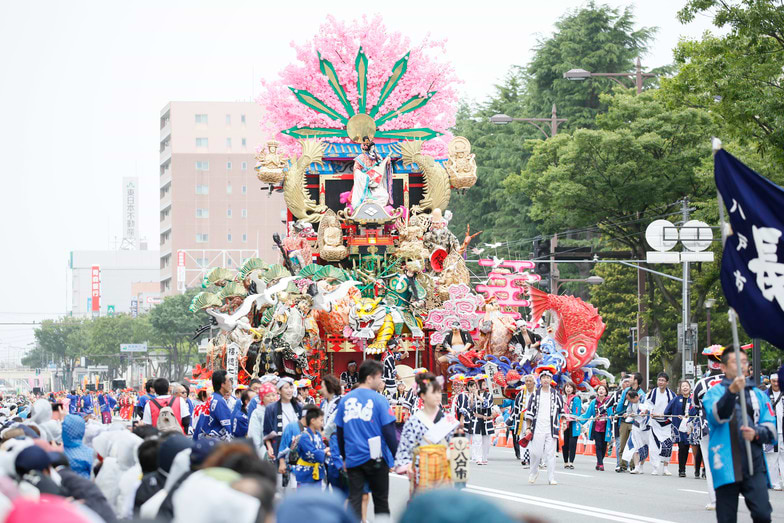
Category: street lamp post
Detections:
[
  {"x1": 563, "y1": 57, "x2": 656, "y2": 94},
  {"x1": 490, "y1": 104, "x2": 568, "y2": 139},
  {"x1": 553, "y1": 275, "x2": 604, "y2": 295},
  {"x1": 705, "y1": 298, "x2": 716, "y2": 347}
]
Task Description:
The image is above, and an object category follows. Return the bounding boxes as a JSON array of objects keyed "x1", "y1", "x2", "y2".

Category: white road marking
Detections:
[
  {"x1": 465, "y1": 484, "x2": 677, "y2": 523},
  {"x1": 678, "y1": 488, "x2": 708, "y2": 494},
  {"x1": 555, "y1": 470, "x2": 594, "y2": 478}
]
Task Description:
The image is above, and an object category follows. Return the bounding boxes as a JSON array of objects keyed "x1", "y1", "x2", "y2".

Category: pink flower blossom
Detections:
[{"x1": 256, "y1": 14, "x2": 460, "y2": 157}]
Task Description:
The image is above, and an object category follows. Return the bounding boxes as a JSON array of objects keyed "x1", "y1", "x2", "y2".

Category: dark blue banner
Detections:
[{"x1": 715, "y1": 149, "x2": 784, "y2": 349}]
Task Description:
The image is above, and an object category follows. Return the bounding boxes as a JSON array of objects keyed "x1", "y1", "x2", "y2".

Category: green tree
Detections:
[
  {"x1": 512, "y1": 90, "x2": 720, "y2": 375},
  {"x1": 448, "y1": 2, "x2": 657, "y2": 248},
  {"x1": 525, "y1": 1, "x2": 657, "y2": 130},
  {"x1": 24, "y1": 317, "x2": 89, "y2": 389},
  {"x1": 148, "y1": 289, "x2": 205, "y2": 381},
  {"x1": 87, "y1": 314, "x2": 153, "y2": 380},
  {"x1": 668, "y1": 0, "x2": 784, "y2": 165}
]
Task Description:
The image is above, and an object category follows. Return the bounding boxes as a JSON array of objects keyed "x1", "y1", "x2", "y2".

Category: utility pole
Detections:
[
  {"x1": 550, "y1": 234, "x2": 559, "y2": 294},
  {"x1": 682, "y1": 198, "x2": 691, "y2": 379},
  {"x1": 637, "y1": 211, "x2": 647, "y2": 382}
]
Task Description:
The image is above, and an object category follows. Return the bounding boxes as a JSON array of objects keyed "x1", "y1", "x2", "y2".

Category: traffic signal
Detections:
[{"x1": 533, "y1": 238, "x2": 551, "y2": 280}]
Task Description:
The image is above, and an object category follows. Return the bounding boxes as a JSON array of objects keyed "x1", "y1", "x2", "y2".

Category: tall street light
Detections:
[
  {"x1": 490, "y1": 104, "x2": 567, "y2": 139},
  {"x1": 564, "y1": 57, "x2": 657, "y2": 379},
  {"x1": 552, "y1": 275, "x2": 604, "y2": 295},
  {"x1": 563, "y1": 57, "x2": 656, "y2": 94},
  {"x1": 705, "y1": 298, "x2": 716, "y2": 346}
]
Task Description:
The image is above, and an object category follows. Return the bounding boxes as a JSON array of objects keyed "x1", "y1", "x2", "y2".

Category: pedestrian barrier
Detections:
[{"x1": 583, "y1": 438, "x2": 596, "y2": 456}]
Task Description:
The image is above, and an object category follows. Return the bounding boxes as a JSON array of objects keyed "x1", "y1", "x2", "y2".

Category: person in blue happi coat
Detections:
[
  {"x1": 291, "y1": 405, "x2": 328, "y2": 488},
  {"x1": 703, "y1": 347, "x2": 776, "y2": 523}
]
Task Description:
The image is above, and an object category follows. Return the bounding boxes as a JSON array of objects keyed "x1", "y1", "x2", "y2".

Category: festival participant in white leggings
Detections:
[
  {"x1": 470, "y1": 377, "x2": 494, "y2": 465},
  {"x1": 524, "y1": 365, "x2": 564, "y2": 485}
]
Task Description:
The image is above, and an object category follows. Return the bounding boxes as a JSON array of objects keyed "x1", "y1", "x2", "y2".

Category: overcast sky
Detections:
[{"x1": 0, "y1": 0, "x2": 718, "y2": 351}]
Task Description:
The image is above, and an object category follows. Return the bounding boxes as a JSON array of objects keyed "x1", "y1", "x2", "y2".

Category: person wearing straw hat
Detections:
[{"x1": 524, "y1": 364, "x2": 564, "y2": 485}]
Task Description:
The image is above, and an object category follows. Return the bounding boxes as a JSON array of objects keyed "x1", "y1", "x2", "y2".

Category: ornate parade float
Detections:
[{"x1": 187, "y1": 17, "x2": 613, "y2": 400}]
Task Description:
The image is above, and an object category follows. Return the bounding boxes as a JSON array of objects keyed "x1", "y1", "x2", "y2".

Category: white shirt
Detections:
[
  {"x1": 281, "y1": 401, "x2": 297, "y2": 427},
  {"x1": 535, "y1": 389, "x2": 551, "y2": 434},
  {"x1": 142, "y1": 395, "x2": 191, "y2": 424},
  {"x1": 650, "y1": 388, "x2": 671, "y2": 415}
]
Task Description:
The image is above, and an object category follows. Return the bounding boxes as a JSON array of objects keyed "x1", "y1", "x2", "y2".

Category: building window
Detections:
[
  {"x1": 195, "y1": 114, "x2": 208, "y2": 124},
  {"x1": 242, "y1": 233, "x2": 247, "y2": 242},
  {"x1": 227, "y1": 183, "x2": 232, "y2": 194},
  {"x1": 196, "y1": 234, "x2": 209, "y2": 243},
  {"x1": 241, "y1": 161, "x2": 247, "y2": 170},
  {"x1": 227, "y1": 160, "x2": 232, "y2": 170},
  {"x1": 241, "y1": 138, "x2": 247, "y2": 147},
  {"x1": 227, "y1": 233, "x2": 232, "y2": 242},
  {"x1": 226, "y1": 114, "x2": 231, "y2": 125},
  {"x1": 241, "y1": 114, "x2": 246, "y2": 124},
  {"x1": 196, "y1": 208, "x2": 209, "y2": 218},
  {"x1": 195, "y1": 184, "x2": 209, "y2": 195},
  {"x1": 196, "y1": 137, "x2": 208, "y2": 147},
  {"x1": 195, "y1": 160, "x2": 209, "y2": 170},
  {"x1": 196, "y1": 257, "x2": 209, "y2": 267},
  {"x1": 241, "y1": 185, "x2": 247, "y2": 194},
  {"x1": 226, "y1": 138, "x2": 232, "y2": 148},
  {"x1": 241, "y1": 208, "x2": 247, "y2": 218},
  {"x1": 227, "y1": 208, "x2": 232, "y2": 218}
]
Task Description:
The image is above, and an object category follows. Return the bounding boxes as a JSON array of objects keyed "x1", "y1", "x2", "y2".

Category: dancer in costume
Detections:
[
  {"x1": 664, "y1": 379, "x2": 698, "y2": 477},
  {"x1": 119, "y1": 392, "x2": 134, "y2": 421},
  {"x1": 507, "y1": 374, "x2": 536, "y2": 466},
  {"x1": 645, "y1": 372, "x2": 675, "y2": 476},
  {"x1": 96, "y1": 391, "x2": 116, "y2": 425},
  {"x1": 340, "y1": 361, "x2": 359, "y2": 391},
  {"x1": 765, "y1": 373, "x2": 784, "y2": 490},
  {"x1": 579, "y1": 383, "x2": 613, "y2": 470},
  {"x1": 562, "y1": 381, "x2": 582, "y2": 469},
  {"x1": 395, "y1": 372, "x2": 458, "y2": 494},
  {"x1": 524, "y1": 364, "x2": 564, "y2": 485},
  {"x1": 470, "y1": 376, "x2": 494, "y2": 465},
  {"x1": 291, "y1": 406, "x2": 328, "y2": 489},
  {"x1": 620, "y1": 390, "x2": 649, "y2": 474},
  {"x1": 692, "y1": 344, "x2": 726, "y2": 510},
  {"x1": 454, "y1": 377, "x2": 475, "y2": 456},
  {"x1": 381, "y1": 338, "x2": 402, "y2": 394}
]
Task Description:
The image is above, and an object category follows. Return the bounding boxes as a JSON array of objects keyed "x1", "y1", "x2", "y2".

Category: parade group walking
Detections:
[{"x1": 0, "y1": 341, "x2": 780, "y2": 523}]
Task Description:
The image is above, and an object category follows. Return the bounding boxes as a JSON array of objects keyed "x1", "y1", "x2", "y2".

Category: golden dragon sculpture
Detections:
[
  {"x1": 400, "y1": 140, "x2": 451, "y2": 214},
  {"x1": 283, "y1": 139, "x2": 328, "y2": 223}
]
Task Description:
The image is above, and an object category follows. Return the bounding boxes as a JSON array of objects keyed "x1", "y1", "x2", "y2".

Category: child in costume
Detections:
[{"x1": 291, "y1": 406, "x2": 328, "y2": 488}]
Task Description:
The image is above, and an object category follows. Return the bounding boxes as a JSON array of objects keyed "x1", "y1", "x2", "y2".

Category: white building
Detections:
[{"x1": 70, "y1": 248, "x2": 160, "y2": 317}]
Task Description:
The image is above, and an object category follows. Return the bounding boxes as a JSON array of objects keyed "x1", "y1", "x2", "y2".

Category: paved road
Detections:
[{"x1": 385, "y1": 445, "x2": 784, "y2": 522}]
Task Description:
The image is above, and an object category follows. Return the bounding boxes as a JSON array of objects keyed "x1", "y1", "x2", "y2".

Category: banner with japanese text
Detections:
[{"x1": 715, "y1": 149, "x2": 784, "y2": 349}]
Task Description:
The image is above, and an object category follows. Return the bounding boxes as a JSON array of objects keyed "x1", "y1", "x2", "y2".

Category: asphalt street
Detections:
[{"x1": 385, "y1": 445, "x2": 784, "y2": 522}]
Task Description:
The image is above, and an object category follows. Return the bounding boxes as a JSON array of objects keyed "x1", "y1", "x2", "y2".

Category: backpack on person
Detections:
[{"x1": 149, "y1": 397, "x2": 183, "y2": 433}]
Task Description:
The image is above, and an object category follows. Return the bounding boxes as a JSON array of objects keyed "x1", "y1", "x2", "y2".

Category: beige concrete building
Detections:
[{"x1": 159, "y1": 101, "x2": 286, "y2": 294}]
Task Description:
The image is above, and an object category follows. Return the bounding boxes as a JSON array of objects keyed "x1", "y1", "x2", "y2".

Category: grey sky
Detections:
[{"x1": 0, "y1": 0, "x2": 718, "y2": 350}]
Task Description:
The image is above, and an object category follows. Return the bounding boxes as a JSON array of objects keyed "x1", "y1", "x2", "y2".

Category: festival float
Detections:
[{"x1": 187, "y1": 17, "x2": 613, "y2": 402}]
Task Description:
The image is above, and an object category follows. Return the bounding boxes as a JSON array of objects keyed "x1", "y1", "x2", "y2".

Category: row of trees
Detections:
[
  {"x1": 448, "y1": 0, "x2": 784, "y2": 376},
  {"x1": 23, "y1": 290, "x2": 205, "y2": 387}
]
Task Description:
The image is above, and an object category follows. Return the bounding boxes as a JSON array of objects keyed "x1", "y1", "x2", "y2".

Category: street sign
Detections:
[
  {"x1": 198, "y1": 338, "x2": 209, "y2": 354},
  {"x1": 120, "y1": 343, "x2": 148, "y2": 353},
  {"x1": 677, "y1": 323, "x2": 699, "y2": 354},
  {"x1": 638, "y1": 336, "x2": 660, "y2": 356},
  {"x1": 87, "y1": 365, "x2": 109, "y2": 372},
  {"x1": 107, "y1": 305, "x2": 115, "y2": 317}
]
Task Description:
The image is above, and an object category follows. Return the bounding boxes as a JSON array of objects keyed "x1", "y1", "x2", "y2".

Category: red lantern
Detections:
[
  {"x1": 589, "y1": 375, "x2": 600, "y2": 388},
  {"x1": 571, "y1": 369, "x2": 584, "y2": 385}
]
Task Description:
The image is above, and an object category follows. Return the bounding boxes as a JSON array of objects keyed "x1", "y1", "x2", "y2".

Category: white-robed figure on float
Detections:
[{"x1": 349, "y1": 137, "x2": 394, "y2": 212}]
